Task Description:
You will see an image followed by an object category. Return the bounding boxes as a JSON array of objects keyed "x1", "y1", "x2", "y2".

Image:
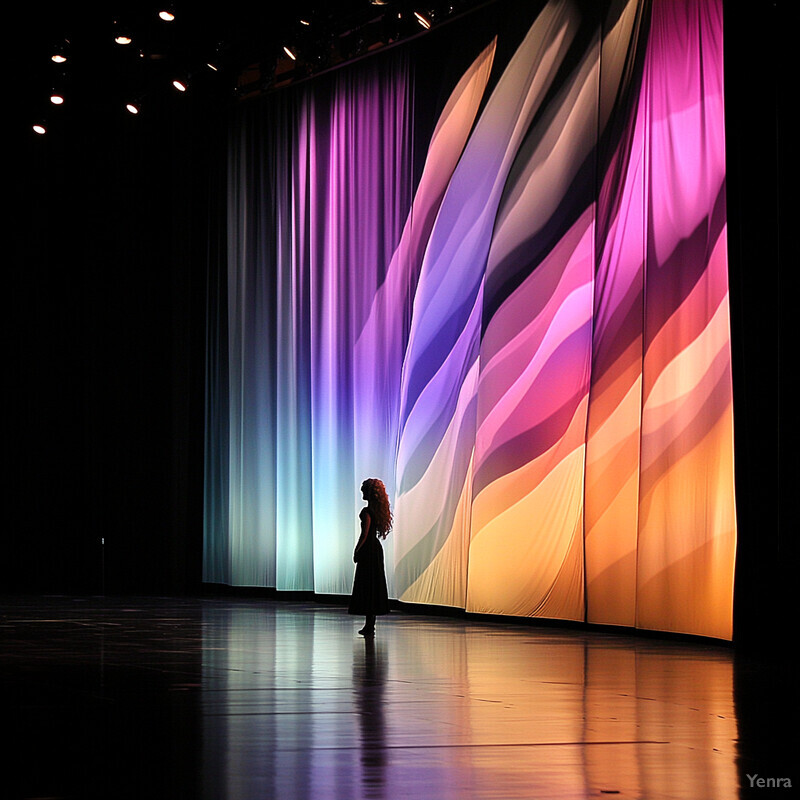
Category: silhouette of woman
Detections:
[{"x1": 348, "y1": 478, "x2": 391, "y2": 636}]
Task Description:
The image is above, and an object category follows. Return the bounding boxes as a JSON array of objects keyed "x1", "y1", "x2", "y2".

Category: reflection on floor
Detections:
[{"x1": 1, "y1": 596, "x2": 792, "y2": 799}]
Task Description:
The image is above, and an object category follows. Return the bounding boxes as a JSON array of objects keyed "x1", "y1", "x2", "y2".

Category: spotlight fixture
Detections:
[
  {"x1": 51, "y1": 37, "x2": 70, "y2": 63},
  {"x1": 33, "y1": 123, "x2": 47, "y2": 135},
  {"x1": 414, "y1": 11, "x2": 431, "y2": 29},
  {"x1": 283, "y1": 45, "x2": 297, "y2": 60},
  {"x1": 50, "y1": 92, "x2": 65, "y2": 105},
  {"x1": 172, "y1": 78, "x2": 188, "y2": 92},
  {"x1": 113, "y1": 20, "x2": 133, "y2": 45},
  {"x1": 158, "y1": 8, "x2": 176, "y2": 22},
  {"x1": 206, "y1": 41, "x2": 227, "y2": 73},
  {"x1": 126, "y1": 102, "x2": 140, "y2": 114}
]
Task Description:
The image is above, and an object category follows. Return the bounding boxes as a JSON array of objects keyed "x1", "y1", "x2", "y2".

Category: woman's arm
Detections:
[{"x1": 354, "y1": 510, "x2": 371, "y2": 556}]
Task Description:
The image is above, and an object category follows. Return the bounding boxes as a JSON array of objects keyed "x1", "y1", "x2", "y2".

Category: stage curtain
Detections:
[{"x1": 204, "y1": 0, "x2": 737, "y2": 638}]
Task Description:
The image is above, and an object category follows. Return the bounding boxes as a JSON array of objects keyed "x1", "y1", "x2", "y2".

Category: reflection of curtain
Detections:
[{"x1": 205, "y1": 0, "x2": 737, "y2": 639}]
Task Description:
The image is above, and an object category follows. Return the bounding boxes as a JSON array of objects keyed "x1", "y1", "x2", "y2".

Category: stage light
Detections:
[
  {"x1": 158, "y1": 8, "x2": 176, "y2": 22},
  {"x1": 414, "y1": 11, "x2": 431, "y2": 29},
  {"x1": 51, "y1": 37, "x2": 70, "y2": 63},
  {"x1": 50, "y1": 92, "x2": 64, "y2": 105},
  {"x1": 206, "y1": 62, "x2": 219, "y2": 72},
  {"x1": 113, "y1": 20, "x2": 133, "y2": 45},
  {"x1": 33, "y1": 123, "x2": 47, "y2": 135},
  {"x1": 172, "y1": 78, "x2": 188, "y2": 92},
  {"x1": 283, "y1": 46, "x2": 297, "y2": 60},
  {"x1": 126, "y1": 102, "x2": 140, "y2": 114},
  {"x1": 300, "y1": 19, "x2": 311, "y2": 26}
]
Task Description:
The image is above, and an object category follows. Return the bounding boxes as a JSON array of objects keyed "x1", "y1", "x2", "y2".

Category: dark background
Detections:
[{"x1": 5, "y1": 1, "x2": 791, "y2": 644}]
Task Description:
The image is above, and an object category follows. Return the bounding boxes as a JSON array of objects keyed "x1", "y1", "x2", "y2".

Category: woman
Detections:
[{"x1": 348, "y1": 478, "x2": 392, "y2": 636}]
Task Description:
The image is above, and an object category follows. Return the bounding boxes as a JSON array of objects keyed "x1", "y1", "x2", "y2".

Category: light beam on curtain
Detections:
[{"x1": 205, "y1": 0, "x2": 737, "y2": 639}]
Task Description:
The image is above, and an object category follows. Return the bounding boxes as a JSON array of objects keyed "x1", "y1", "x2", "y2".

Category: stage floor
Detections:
[{"x1": 1, "y1": 595, "x2": 791, "y2": 799}]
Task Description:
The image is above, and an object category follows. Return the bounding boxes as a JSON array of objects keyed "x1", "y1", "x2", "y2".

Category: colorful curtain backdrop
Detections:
[{"x1": 205, "y1": 0, "x2": 737, "y2": 639}]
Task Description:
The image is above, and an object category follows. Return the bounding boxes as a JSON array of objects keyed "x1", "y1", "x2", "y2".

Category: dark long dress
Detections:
[{"x1": 348, "y1": 507, "x2": 389, "y2": 616}]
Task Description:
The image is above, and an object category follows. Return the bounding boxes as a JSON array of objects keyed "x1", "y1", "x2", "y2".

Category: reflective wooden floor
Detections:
[{"x1": 1, "y1": 596, "x2": 792, "y2": 799}]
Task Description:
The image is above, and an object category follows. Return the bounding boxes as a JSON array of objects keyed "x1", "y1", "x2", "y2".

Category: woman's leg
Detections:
[{"x1": 359, "y1": 615, "x2": 376, "y2": 636}]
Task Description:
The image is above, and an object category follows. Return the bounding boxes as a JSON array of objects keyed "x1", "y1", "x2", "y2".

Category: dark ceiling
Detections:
[{"x1": 12, "y1": 1, "x2": 489, "y2": 139}]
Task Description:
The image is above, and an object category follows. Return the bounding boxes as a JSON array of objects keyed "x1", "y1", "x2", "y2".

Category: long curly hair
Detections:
[{"x1": 361, "y1": 478, "x2": 393, "y2": 538}]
